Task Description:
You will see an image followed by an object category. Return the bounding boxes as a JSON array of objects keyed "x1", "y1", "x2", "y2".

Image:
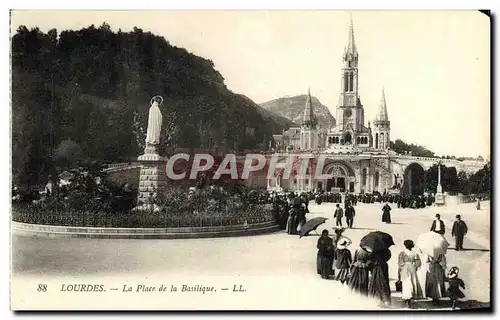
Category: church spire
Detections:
[
  {"x1": 346, "y1": 14, "x2": 357, "y2": 55},
  {"x1": 375, "y1": 88, "x2": 389, "y2": 122},
  {"x1": 302, "y1": 88, "x2": 316, "y2": 127}
]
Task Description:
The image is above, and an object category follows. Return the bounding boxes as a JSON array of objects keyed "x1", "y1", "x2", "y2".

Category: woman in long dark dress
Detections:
[
  {"x1": 316, "y1": 229, "x2": 334, "y2": 279},
  {"x1": 368, "y1": 249, "x2": 392, "y2": 306},
  {"x1": 381, "y1": 203, "x2": 392, "y2": 223},
  {"x1": 347, "y1": 246, "x2": 372, "y2": 295},
  {"x1": 286, "y1": 208, "x2": 297, "y2": 235},
  {"x1": 424, "y1": 252, "x2": 447, "y2": 304}
]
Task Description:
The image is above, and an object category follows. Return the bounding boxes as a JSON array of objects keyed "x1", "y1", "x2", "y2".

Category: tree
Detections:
[
  {"x1": 424, "y1": 164, "x2": 459, "y2": 193},
  {"x1": 457, "y1": 171, "x2": 472, "y2": 195},
  {"x1": 468, "y1": 163, "x2": 491, "y2": 195},
  {"x1": 54, "y1": 139, "x2": 86, "y2": 168},
  {"x1": 390, "y1": 139, "x2": 435, "y2": 157},
  {"x1": 11, "y1": 24, "x2": 290, "y2": 186}
]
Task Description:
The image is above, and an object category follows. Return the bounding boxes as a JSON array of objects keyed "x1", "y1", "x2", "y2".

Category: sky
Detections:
[{"x1": 10, "y1": 10, "x2": 490, "y2": 158}]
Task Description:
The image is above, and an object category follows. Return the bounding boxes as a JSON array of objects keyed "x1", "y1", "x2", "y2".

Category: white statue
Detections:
[{"x1": 145, "y1": 96, "x2": 163, "y2": 145}]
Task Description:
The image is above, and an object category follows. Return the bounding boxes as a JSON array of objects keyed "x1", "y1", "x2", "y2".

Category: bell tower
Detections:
[{"x1": 336, "y1": 16, "x2": 364, "y2": 134}]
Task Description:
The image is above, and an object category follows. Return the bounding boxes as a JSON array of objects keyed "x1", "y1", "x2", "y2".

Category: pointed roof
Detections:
[
  {"x1": 345, "y1": 15, "x2": 357, "y2": 55},
  {"x1": 302, "y1": 88, "x2": 316, "y2": 127},
  {"x1": 375, "y1": 88, "x2": 389, "y2": 122}
]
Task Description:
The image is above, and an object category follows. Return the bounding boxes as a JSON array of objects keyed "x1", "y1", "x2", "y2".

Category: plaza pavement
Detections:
[{"x1": 11, "y1": 201, "x2": 490, "y2": 310}]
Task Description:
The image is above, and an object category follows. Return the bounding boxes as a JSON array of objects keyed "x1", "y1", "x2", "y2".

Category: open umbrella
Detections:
[
  {"x1": 415, "y1": 231, "x2": 449, "y2": 258},
  {"x1": 299, "y1": 217, "x2": 328, "y2": 238},
  {"x1": 360, "y1": 231, "x2": 395, "y2": 252}
]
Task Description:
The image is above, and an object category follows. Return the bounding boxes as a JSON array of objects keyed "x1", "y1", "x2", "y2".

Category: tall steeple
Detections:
[
  {"x1": 302, "y1": 88, "x2": 316, "y2": 128},
  {"x1": 375, "y1": 88, "x2": 389, "y2": 122},
  {"x1": 346, "y1": 14, "x2": 357, "y2": 56},
  {"x1": 337, "y1": 15, "x2": 363, "y2": 132}
]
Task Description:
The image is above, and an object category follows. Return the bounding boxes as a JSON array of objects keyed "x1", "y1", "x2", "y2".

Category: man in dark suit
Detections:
[
  {"x1": 452, "y1": 214, "x2": 468, "y2": 251},
  {"x1": 430, "y1": 214, "x2": 445, "y2": 235},
  {"x1": 345, "y1": 204, "x2": 355, "y2": 228},
  {"x1": 334, "y1": 204, "x2": 344, "y2": 227}
]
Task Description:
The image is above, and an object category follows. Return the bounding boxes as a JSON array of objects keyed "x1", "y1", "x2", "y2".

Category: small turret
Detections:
[
  {"x1": 373, "y1": 88, "x2": 391, "y2": 150},
  {"x1": 375, "y1": 88, "x2": 389, "y2": 123}
]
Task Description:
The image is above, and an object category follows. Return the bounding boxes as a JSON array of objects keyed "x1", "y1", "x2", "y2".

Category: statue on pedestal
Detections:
[
  {"x1": 136, "y1": 95, "x2": 167, "y2": 209},
  {"x1": 391, "y1": 173, "x2": 403, "y2": 190},
  {"x1": 144, "y1": 95, "x2": 163, "y2": 154}
]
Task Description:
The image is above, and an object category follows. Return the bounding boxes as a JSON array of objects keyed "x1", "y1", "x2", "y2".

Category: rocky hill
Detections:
[{"x1": 259, "y1": 95, "x2": 336, "y2": 128}]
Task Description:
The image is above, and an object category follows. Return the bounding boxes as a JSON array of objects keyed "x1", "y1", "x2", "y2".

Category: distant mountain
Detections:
[
  {"x1": 237, "y1": 94, "x2": 298, "y2": 128},
  {"x1": 259, "y1": 95, "x2": 336, "y2": 128}
]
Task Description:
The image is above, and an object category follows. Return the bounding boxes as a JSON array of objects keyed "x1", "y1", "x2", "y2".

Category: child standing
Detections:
[
  {"x1": 334, "y1": 239, "x2": 352, "y2": 284},
  {"x1": 446, "y1": 266, "x2": 465, "y2": 310}
]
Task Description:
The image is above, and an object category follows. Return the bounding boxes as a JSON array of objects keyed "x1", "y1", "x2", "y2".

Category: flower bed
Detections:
[
  {"x1": 12, "y1": 203, "x2": 274, "y2": 228},
  {"x1": 11, "y1": 187, "x2": 275, "y2": 228}
]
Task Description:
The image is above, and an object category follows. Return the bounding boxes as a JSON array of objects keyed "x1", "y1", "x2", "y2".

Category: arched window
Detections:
[
  {"x1": 356, "y1": 137, "x2": 360, "y2": 144},
  {"x1": 380, "y1": 133, "x2": 385, "y2": 149},
  {"x1": 375, "y1": 133, "x2": 379, "y2": 149},
  {"x1": 349, "y1": 74, "x2": 354, "y2": 92},
  {"x1": 344, "y1": 73, "x2": 349, "y2": 92},
  {"x1": 344, "y1": 133, "x2": 352, "y2": 145}
]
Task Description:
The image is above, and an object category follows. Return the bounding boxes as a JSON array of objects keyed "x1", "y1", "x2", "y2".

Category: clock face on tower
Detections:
[{"x1": 344, "y1": 108, "x2": 352, "y2": 118}]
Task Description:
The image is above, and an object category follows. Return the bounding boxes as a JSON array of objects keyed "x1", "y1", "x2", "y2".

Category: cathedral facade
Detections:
[{"x1": 268, "y1": 19, "x2": 483, "y2": 195}]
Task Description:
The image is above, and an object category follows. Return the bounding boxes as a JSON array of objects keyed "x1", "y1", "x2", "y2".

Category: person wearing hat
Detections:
[
  {"x1": 345, "y1": 203, "x2": 356, "y2": 229},
  {"x1": 430, "y1": 214, "x2": 445, "y2": 235},
  {"x1": 334, "y1": 239, "x2": 352, "y2": 284},
  {"x1": 445, "y1": 266, "x2": 465, "y2": 310},
  {"x1": 334, "y1": 204, "x2": 344, "y2": 227},
  {"x1": 451, "y1": 215, "x2": 468, "y2": 251},
  {"x1": 397, "y1": 240, "x2": 423, "y2": 308}
]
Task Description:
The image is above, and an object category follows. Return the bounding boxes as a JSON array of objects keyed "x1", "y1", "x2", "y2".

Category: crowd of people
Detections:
[
  {"x1": 267, "y1": 187, "x2": 473, "y2": 310},
  {"x1": 313, "y1": 208, "x2": 470, "y2": 309},
  {"x1": 308, "y1": 190, "x2": 437, "y2": 209}
]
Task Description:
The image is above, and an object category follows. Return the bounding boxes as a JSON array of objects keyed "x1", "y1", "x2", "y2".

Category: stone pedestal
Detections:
[
  {"x1": 137, "y1": 147, "x2": 167, "y2": 206},
  {"x1": 435, "y1": 185, "x2": 445, "y2": 206}
]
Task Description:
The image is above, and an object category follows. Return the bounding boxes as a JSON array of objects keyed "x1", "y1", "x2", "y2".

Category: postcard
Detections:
[{"x1": 10, "y1": 10, "x2": 491, "y2": 311}]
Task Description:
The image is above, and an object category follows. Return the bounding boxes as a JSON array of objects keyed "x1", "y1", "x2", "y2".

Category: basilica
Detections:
[{"x1": 267, "y1": 19, "x2": 482, "y2": 195}]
